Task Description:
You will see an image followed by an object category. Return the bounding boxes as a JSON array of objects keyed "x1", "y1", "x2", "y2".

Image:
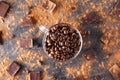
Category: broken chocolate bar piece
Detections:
[
  {"x1": 109, "y1": 64, "x2": 120, "y2": 80},
  {"x1": 82, "y1": 48, "x2": 96, "y2": 61},
  {"x1": 100, "y1": 35, "x2": 109, "y2": 45},
  {"x1": 0, "y1": 31, "x2": 3, "y2": 45},
  {"x1": 0, "y1": 1, "x2": 9, "y2": 18},
  {"x1": 42, "y1": 0, "x2": 56, "y2": 13},
  {"x1": 83, "y1": 11, "x2": 101, "y2": 23},
  {"x1": 29, "y1": 71, "x2": 40, "y2": 80},
  {"x1": 19, "y1": 39, "x2": 33, "y2": 48},
  {"x1": 112, "y1": 1, "x2": 120, "y2": 18},
  {"x1": 6, "y1": 61, "x2": 21, "y2": 76},
  {"x1": 21, "y1": 16, "x2": 33, "y2": 27}
]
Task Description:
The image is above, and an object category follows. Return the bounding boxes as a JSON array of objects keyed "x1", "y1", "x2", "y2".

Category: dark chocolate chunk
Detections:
[
  {"x1": 6, "y1": 61, "x2": 21, "y2": 76},
  {"x1": 82, "y1": 48, "x2": 96, "y2": 61},
  {"x1": 29, "y1": 71, "x2": 40, "y2": 80},
  {"x1": 19, "y1": 39, "x2": 33, "y2": 48},
  {"x1": 0, "y1": 1, "x2": 9, "y2": 18},
  {"x1": 0, "y1": 31, "x2": 3, "y2": 45},
  {"x1": 83, "y1": 11, "x2": 101, "y2": 23},
  {"x1": 42, "y1": 0, "x2": 56, "y2": 13},
  {"x1": 45, "y1": 23, "x2": 81, "y2": 61},
  {"x1": 21, "y1": 16, "x2": 34, "y2": 27},
  {"x1": 109, "y1": 64, "x2": 120, "y2": 80}
]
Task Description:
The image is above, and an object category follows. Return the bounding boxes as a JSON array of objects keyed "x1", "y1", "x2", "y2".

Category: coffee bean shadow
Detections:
[{"x1": 33, "y1": 34, "x2": 43, "y2": 48}]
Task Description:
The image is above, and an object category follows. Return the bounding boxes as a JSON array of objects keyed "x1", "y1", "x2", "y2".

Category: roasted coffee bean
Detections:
[{"x1": 45, "y1": 23, "x2": 81, "y2": 61}]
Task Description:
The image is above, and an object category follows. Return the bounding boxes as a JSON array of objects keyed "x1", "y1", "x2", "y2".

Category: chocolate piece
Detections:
[
  {"x1": 82, "y1": 48, "x2": 96, "y2": 61},
  {"x1": 0, "y1": 1, "x2": 9, "y2": 18},
  {"x1": 112, "y1": 1, "x2": 120, "y2": 18},
  {"x1": 45, "y1": 23, "x2": 81, "y2": 61},
  {"x1": 19, "y1": 39, "x2": 33, "y2": 48},
  {"x1": 109, "y1": 64, "x2": 120, "y2": 80},
  {"x1": 29, "y1": 71, "x2": 40, "y2": 80},
  {"x1": 6, "y1": 61, "x2": 21, "y2": 76},
  {"x1": 21, "y1": 16, "x2": 33, "y2": 27},
  {"x1": 42, "y1": 0, "x2": 56, "y2": 13},
  {"x1": 83, "y1": 11, "x2": 101, "y2": 23},
  {"x1": 100, "y1": 35, "x2": 109, "y2": 45},
  {"x1": 0, "y1": 31, "x2": 3, "y2": 45}
]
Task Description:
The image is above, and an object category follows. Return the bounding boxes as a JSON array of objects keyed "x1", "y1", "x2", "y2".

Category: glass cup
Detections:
[{"x1": 39, "y1": 23, "x2": 83, "y2": 62}]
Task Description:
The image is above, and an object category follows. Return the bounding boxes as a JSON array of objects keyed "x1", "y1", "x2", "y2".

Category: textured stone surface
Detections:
[{"x1": 0, "y1": 0, "x2": 119, "y2": 80}]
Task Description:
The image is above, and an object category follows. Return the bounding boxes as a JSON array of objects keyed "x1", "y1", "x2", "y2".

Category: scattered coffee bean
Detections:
[
  {"x1": 71, "y1": 6, "x2": 77, "y2": 11},
  {"x1": 0, "y1": 31, "x2": 3, "y2": 45},
  {"x1": 29, "y1": 71, "x2": 40, "y2": 80},
  {"x1": 82, "y1": 48, "x2": 96, "y2": 61},
  {"x1": 45, "y1": 23, "x2": 81, "y2": 61},
  {"x1": 0, "y1": 1, "x2": 10, "y2": 18},
  {"x1": 6, "y1": 61, "x2": 21, "y2": 76}
]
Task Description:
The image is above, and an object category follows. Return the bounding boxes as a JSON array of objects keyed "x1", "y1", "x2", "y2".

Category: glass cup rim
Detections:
[{"x1": 42, "y1": 23, "x2": 83, "y2": 62}]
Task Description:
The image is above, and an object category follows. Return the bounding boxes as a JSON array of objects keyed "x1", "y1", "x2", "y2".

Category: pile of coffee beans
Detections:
[{"x1": 45, "y1": 23, "x2": 81, "y2": 61}]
